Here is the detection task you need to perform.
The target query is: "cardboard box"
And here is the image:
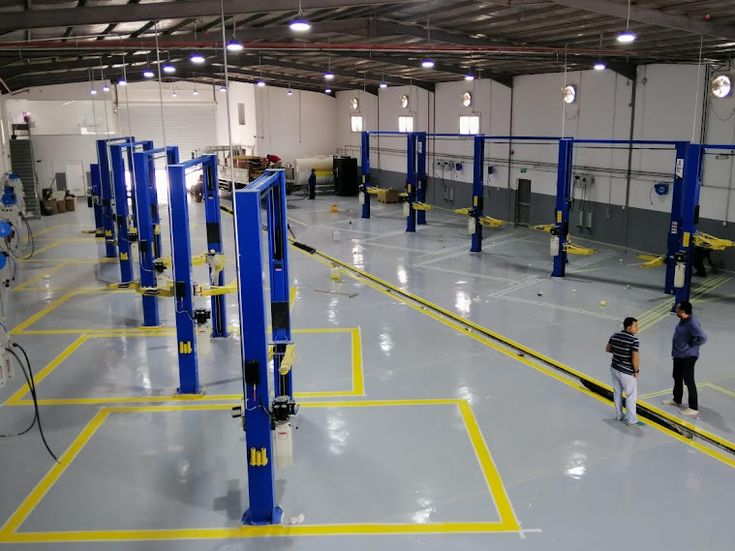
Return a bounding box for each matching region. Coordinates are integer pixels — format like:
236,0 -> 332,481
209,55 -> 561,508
377,188 -> 400,203
56,199 -> 67,213
42,199 -> 57,215
65,197 -> 76,212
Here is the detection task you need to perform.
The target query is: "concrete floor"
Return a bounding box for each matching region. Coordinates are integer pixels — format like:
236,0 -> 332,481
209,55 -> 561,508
0,194 -> 733,550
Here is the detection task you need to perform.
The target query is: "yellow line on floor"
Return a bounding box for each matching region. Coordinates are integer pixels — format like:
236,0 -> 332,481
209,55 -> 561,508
0,409 -> 110,537
0,522 -> 518,543
12,261 -> 72,292
31,224 -> 62,238
457,400 -> 520,531
294,244 -> 735,469
10,290 -> 79,335
3,336 -> 89,406
351,327 -> 365,396
706,383 -> 735,399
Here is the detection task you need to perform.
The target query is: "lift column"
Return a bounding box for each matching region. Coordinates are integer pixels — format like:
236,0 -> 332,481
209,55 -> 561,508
110,141 -> 153,283
405,132 -> 417,233
89,164 -> 104,237
665,141 -> 690,295
672,143 -> 704,306
470,134 -> 486,253
234,169 -> 296,525
552,138 -> 574,277
416,131 -> 428,226
96,139 -> 126,258
133,146 -> 179,326
201,155 -> 228,338
360,130 -> 371,219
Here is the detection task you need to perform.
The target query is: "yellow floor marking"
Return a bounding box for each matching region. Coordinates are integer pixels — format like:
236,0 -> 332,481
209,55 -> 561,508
458,400 -> 520,531
293,245 -> 735,470
7,327 -> 363,405
12,261 -> 72,292
0,400 -> 518,543
31,224 -> 62,238
0,409 -> 110,537
3,336 -> 89,406
706,383 -> 735,399
642,382 -> 735,401
10,290 -> 79,335
20,258 -> 118,264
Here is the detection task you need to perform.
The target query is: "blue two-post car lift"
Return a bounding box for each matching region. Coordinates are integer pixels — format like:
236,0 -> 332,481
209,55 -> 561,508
166,154 -> 228,394
132,145 -> 180,327
232,168 -> 297,525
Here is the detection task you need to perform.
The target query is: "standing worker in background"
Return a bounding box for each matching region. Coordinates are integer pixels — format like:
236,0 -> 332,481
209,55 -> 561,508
308,168 -> 317,200
662,301 -> 707,417
606,317 -> 643,427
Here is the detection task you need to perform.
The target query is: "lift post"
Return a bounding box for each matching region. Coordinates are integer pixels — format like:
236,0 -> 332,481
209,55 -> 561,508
416,132 -> 428,226
96,137 -> 133,258
405,132 -> 417,233
360,130 -> 371,219
88,164 -> 104,237
166,154 -> 228,394
110,140 -> 154,283
132,145 -> 180,326
664,142 -> 689,296
552,138 -> 574,277
470,134 -> 486,253
233,169 -> 296,525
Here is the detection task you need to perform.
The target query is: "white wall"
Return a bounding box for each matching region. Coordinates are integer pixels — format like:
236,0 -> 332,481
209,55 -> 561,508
215,81 -> 257,153
335,89 -> 378,157
254,86 -> 337,161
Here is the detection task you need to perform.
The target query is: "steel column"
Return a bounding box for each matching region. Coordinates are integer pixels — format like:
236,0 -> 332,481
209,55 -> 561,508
552,138 -> 574,277
405,132 -> 417,233
665,141 -> 689,294
470,135 -> 485,253
167,163 -> 200,394
96,139 -> 121,258
416,131 -> 427,225
201,154 -> 228,338
360,131 -> 371,219
89,164 -> 104,236
673,143 -> 704,307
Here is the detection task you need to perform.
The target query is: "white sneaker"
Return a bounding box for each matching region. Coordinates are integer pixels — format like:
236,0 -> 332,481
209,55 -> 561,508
661,399 -> 681,407
681,408 -> 699,417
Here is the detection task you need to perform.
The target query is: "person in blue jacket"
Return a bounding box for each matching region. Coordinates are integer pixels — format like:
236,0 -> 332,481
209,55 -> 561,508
308,169 -> 317,200
662,301 -> 707,416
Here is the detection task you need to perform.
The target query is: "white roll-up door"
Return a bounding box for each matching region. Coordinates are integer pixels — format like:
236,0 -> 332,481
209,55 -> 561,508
118,104 -> 217,160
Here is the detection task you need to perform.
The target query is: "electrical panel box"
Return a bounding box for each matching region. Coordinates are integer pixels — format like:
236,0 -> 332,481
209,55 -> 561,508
573,173 -> 595,187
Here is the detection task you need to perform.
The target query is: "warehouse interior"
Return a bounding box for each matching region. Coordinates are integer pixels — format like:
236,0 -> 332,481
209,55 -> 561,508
1,1 -> 735,550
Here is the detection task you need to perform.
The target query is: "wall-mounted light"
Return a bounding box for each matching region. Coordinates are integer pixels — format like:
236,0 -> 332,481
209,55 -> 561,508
562,84 -> 576,104
711,74 -> 732,98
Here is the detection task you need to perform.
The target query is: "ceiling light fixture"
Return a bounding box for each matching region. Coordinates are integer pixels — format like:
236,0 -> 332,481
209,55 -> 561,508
287,86 -> 294,96
617,0 -> 636,44
193,85 -> 200,96
143,67 -> 155,78
257,79 -> 266,87
594,33 -> 606,70
102,81 -> 110,93
464,73 -> 475,81
325,88 -> 332,94
421,59 -> 435,69
190,53 -> 206,64
289,0 -> 311,32
220,84 -> 227,93
163,62 -> 176,74
379,81 -> 388,89
89,86 -> 97,96
226,38 -> 244,52
117,78 -> 127,86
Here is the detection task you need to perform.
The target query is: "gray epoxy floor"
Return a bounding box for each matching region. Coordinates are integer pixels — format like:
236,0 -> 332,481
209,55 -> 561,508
0,196 -> 733,550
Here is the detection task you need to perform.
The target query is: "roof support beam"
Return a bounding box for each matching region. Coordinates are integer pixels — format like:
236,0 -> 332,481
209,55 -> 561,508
0,0 -> 419,32
548,0 -> 735,40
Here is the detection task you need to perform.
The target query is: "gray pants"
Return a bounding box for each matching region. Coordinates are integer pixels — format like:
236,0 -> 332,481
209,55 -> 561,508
611,367 -> 637,424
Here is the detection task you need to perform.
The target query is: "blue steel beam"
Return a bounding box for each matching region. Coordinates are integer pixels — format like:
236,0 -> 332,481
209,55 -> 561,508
665,142 -> 689,295
110,140 -> 153,283
96,138 -> 133,258
471,134 -> 485,253
552,138 -> 574,278
133,146 -> 180,327
405,132 -> 417,233
360,130 -> 371,219
89,164 -> 103,237
673,143 -> 704,307
234,169 -> 293,525
201,154 -> 228,338
416,132 -> 427,226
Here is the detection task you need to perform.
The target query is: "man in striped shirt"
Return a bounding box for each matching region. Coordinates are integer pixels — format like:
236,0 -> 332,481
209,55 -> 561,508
606,317 -> 642,426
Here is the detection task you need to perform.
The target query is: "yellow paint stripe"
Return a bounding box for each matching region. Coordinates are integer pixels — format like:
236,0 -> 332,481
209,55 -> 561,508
457,401 -> 520,530
10,290 -> 78,335
351,327 -> 365,396
29,239 -> 65,256
31,224 -> 62,238
15,328 -> 175,336
0,522 -> 517,543
295,245 -> 735,469
0,409 -> 110,536
12,261 -> 72,292
3,335 -> 89,406
706,383 -> 735,399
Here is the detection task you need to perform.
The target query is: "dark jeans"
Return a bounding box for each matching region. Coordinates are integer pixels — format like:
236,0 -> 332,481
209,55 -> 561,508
673,357 -> 698,410
308,184 -> 316,199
